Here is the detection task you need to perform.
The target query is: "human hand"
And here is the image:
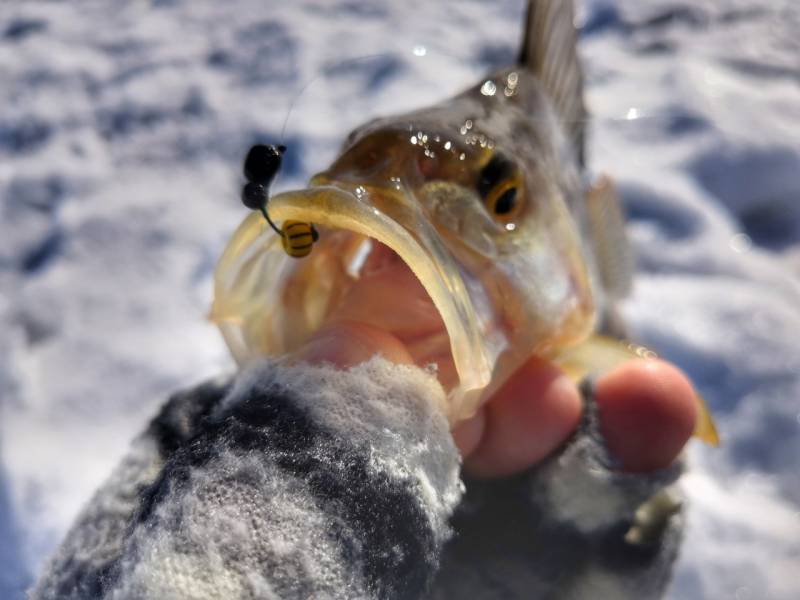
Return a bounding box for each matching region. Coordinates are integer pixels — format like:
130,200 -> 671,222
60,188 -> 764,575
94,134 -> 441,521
292,248 -> 697,478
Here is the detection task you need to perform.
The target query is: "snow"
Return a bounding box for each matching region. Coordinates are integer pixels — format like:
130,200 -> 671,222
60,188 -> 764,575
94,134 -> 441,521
1,0 -> 798,597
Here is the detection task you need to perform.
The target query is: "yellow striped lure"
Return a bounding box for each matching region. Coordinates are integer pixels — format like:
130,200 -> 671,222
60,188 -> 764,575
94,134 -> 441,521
240,144 -> 319,258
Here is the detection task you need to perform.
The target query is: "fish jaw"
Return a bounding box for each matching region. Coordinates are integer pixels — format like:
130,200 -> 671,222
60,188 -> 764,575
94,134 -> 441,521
212,141 -> 598,422
211,185 -> 496,420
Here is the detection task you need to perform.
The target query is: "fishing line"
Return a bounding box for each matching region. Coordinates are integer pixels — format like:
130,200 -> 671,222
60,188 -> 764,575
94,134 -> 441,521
272,43 -> 517,183
243,51 -> 407,258
272,50 -> 408,200
276,44 -> 660,162
278,51 -> 396,145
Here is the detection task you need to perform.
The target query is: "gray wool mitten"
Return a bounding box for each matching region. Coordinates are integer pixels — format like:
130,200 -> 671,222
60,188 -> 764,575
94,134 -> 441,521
32,358 -> 462,600
32,363 -> 684,600
429,379 -> 685,600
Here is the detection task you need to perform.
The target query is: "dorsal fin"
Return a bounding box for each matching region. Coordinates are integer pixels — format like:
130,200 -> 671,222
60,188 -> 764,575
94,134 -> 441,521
518,0 -> 586,165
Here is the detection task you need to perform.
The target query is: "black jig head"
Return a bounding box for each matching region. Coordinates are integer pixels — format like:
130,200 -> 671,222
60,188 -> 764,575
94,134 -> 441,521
240,144 -> 318,258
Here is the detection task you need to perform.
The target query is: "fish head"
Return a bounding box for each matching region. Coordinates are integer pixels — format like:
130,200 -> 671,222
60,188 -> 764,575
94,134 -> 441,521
212,68 -> 596,421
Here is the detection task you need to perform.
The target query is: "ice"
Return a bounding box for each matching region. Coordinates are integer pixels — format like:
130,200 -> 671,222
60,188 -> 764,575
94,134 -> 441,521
1,0 -> 798,597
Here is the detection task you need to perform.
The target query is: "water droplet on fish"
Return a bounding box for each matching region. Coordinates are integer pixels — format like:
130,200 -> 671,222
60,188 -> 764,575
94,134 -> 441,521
730,233 -> 752,254
480,80 -> 497,96
410,135 -> 417,144
626,107 -> 640,120
444,141 -> 452,150
412,45 -> 427,57
505,223 -> 516,231
459,153 -> 466,161
465,119 -> 473,130
627,343 -> 658,360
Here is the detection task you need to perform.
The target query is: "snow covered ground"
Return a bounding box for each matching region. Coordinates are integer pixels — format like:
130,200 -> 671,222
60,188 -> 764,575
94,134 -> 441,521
1,0 -> 798,597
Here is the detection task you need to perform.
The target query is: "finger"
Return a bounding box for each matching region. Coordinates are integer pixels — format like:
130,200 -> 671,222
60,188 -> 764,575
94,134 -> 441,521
463,357 -> 582,479
594,359 -> 698,473
451,406 -> 486,458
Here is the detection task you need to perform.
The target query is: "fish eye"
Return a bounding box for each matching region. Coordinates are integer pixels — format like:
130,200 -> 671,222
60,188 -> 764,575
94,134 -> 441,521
489,183 -> 518,215
477,153 -> 523,222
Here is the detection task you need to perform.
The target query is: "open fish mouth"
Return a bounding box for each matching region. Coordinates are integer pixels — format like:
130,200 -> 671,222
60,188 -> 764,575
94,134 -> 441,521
211,185 -> 497,421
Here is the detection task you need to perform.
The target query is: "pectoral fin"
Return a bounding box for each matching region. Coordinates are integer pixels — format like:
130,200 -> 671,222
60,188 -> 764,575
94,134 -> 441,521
554,335 -> 720,446
586,175 -> 634,300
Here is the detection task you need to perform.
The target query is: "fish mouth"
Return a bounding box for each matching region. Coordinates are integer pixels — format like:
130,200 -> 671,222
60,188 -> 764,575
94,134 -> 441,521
211,185 -> 494,421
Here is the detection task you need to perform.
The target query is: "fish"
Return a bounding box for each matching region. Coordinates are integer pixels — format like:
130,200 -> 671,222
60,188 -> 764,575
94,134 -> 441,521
210,0 -> 718,445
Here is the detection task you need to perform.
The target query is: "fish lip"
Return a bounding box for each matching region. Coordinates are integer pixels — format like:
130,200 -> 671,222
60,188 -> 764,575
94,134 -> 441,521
212,184 -> 493,421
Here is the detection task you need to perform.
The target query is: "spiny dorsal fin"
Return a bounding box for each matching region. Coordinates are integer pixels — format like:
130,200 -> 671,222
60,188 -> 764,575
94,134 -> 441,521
519,0 -> 586,165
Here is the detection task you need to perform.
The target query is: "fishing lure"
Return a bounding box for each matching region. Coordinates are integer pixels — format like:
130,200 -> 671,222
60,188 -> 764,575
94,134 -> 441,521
240,144 -> 319,258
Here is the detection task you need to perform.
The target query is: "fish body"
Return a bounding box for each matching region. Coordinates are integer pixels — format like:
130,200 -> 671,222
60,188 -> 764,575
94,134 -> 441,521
211,0 -> 718,443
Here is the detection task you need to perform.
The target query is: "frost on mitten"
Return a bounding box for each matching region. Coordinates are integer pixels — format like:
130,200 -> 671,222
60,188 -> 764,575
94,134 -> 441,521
33,358 -> 462,600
